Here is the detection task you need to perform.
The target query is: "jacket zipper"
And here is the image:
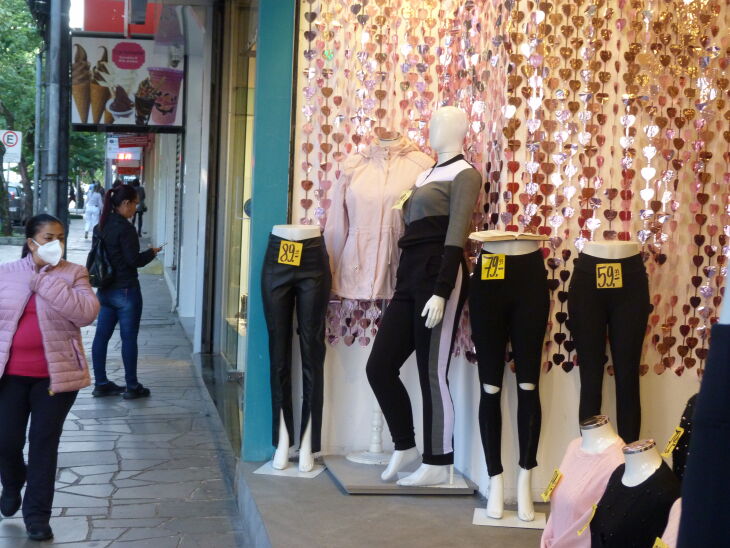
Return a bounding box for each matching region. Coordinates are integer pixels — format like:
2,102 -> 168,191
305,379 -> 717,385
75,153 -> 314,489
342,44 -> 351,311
33,293 -> 56,396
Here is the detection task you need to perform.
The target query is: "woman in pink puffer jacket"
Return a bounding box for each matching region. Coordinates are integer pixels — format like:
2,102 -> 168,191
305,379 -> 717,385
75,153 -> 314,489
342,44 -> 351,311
0,214 -> 99,542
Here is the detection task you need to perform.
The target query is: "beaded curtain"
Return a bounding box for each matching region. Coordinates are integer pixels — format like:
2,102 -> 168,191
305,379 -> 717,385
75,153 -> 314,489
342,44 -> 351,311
292,0 -> 730,376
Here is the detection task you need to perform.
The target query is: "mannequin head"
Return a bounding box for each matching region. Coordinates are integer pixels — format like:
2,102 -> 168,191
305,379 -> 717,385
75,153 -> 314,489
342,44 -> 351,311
429,106 -> 468,155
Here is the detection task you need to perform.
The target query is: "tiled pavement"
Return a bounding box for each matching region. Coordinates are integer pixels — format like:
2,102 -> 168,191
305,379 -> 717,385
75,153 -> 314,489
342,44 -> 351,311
0,220 -> 245,547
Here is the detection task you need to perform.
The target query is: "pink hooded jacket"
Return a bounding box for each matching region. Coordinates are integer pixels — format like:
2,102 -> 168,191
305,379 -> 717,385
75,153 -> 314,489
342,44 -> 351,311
0,255 -> 99,393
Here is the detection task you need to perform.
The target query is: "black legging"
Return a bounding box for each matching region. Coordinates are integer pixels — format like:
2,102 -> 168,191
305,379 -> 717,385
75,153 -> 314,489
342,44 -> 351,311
568,253 -> 650,443
261,234 -> 331,452
366,242 -> 468,466
469,249 -> 549,476
0,376 -> 77,527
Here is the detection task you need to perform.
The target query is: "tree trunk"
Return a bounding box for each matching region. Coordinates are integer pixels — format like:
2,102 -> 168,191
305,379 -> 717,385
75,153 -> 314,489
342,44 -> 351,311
18,158 -> 33,222
0,142 -> 11,236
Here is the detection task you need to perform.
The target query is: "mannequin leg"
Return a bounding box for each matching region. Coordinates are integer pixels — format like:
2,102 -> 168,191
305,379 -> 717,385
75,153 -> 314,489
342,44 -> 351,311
486,473 -> 504,519
381,447 -> 420,482
607,281 -> 649,443
517,467 -> 534,521
568,275 -> 609,422
272,411 -> 289,470
396,463 -> 452,486
298,417 -> 314,473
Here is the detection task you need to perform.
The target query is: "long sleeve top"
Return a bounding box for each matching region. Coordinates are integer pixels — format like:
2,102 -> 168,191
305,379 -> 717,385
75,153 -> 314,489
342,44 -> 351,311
400,155 -> 482,297
323,138 -> 433,300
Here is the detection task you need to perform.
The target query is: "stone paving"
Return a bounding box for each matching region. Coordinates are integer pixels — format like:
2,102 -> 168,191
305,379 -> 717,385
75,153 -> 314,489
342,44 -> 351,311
0,220 -> 245,547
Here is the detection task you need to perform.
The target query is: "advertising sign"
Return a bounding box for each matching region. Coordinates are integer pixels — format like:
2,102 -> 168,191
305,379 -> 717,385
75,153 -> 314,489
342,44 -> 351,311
0,130 -> 22,163
71,33 -> 185,132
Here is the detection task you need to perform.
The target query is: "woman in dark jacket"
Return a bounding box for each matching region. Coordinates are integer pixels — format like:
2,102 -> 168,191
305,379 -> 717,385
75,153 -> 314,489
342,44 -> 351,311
90,185 -> 160,399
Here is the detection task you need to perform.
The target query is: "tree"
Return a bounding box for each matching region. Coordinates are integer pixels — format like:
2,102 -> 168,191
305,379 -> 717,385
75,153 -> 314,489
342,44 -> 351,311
0,0 -> 41,233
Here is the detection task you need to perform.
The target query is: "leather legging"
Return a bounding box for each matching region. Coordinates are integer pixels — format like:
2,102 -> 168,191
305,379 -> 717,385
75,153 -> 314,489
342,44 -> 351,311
261,234 -> 331,452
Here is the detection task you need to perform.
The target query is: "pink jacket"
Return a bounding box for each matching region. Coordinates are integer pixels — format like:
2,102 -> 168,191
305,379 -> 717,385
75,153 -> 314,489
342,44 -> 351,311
324,137 -> 433,300
0,255 -> 99,393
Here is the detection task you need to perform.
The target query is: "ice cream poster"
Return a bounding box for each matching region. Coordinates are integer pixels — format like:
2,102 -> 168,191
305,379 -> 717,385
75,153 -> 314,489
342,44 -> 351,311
71,35 -> 185,130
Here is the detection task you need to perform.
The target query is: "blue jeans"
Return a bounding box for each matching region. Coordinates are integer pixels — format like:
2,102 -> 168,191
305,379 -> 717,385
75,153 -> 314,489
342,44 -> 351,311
91,286 -> 143,388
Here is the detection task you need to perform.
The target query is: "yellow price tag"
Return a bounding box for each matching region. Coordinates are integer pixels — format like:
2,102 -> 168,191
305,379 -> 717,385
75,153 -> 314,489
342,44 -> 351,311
577,504 -> 598,536
653,537 -> 670,548
596,263 -> 623,289
278,240 -> 303,266
661,426 -> 685,458
392,189 -> 413,210
481,254 -> 506,280
540,469 -> 563,503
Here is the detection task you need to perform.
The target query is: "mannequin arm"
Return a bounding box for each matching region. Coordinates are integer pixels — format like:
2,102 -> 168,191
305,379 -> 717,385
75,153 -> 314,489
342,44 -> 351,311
421,295 -> 445,328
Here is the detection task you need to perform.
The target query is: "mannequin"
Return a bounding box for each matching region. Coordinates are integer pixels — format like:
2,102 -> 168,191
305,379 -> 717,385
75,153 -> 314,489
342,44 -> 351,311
591,439 -> 680,547
262,223 -> 331,472
540,416 -> 624,548
580,415 -> 620,454
569,239 -> 650,442
469,232 -> 549,520
365,107 -> 481,487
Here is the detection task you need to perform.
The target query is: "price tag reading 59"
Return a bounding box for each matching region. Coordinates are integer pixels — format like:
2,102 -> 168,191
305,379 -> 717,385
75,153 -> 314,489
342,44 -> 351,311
278,240 -> 303,267
595,263 -> 623,289
481,254 -> 506,280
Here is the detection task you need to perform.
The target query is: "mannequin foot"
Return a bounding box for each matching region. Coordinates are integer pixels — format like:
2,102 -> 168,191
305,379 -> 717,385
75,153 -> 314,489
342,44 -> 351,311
517,467 -> 535,522
381,447 -> 420,482
486,474 -> 504,519
298,450 -> 314,473
396,463 -> 451,487
272,413 -> 290,470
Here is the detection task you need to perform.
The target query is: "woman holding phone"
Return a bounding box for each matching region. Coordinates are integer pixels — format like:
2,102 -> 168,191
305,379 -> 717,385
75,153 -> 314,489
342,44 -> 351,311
89,184 -> 161,399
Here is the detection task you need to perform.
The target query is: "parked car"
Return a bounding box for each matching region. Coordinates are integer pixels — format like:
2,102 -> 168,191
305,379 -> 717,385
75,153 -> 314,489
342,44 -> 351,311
8,183 -> 25,226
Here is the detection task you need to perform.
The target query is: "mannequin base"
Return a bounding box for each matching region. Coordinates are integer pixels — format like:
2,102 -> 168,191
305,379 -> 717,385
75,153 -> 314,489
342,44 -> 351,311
254,461 -> 325,479
322,455 -> 476,495
346,450 -> 391,466
472,509 -> 547,530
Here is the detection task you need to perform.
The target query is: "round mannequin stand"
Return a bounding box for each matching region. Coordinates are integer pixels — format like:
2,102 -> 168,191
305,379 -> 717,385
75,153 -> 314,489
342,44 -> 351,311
270,223 -> 322,473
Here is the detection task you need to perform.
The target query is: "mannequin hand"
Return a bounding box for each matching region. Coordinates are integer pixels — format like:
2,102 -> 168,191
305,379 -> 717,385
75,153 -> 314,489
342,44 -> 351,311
421,295 -> 445,329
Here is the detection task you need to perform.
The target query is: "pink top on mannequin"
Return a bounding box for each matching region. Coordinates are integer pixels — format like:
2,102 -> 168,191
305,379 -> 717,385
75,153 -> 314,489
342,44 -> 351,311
323,136 -> 433,300
541,437 -> 625,548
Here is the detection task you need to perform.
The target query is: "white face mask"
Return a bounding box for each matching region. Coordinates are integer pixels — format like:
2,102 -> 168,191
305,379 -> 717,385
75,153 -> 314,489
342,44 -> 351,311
32,239 -> 64,266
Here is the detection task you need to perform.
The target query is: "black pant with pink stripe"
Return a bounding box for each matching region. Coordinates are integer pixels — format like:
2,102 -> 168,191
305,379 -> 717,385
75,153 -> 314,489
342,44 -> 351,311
366,243 -> 468,466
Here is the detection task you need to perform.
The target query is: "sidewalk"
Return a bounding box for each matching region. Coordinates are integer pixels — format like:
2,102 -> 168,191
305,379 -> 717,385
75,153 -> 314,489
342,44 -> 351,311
0,220 -> 245,547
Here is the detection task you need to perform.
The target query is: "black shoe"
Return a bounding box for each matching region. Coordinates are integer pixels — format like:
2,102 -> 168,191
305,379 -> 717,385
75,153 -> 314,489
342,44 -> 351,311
92,381 -> 125,397
26,523 -> 53,541
0,489 -> 21,517
123,383 -> 151,400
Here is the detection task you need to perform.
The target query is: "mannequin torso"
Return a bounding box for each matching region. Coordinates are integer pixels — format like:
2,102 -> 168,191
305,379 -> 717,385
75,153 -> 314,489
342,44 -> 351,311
621,440 -> 662,487
582,241 -> 639,259
580,416 -> 620,454
272,224 -> 320,241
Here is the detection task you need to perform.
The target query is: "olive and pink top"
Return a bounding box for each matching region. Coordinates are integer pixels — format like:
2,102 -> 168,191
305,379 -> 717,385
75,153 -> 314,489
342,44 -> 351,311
541,437 -> 625,548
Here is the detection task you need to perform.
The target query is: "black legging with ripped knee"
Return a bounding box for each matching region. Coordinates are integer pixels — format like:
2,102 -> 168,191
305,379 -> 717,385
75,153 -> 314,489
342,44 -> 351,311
469,250 -> 549,476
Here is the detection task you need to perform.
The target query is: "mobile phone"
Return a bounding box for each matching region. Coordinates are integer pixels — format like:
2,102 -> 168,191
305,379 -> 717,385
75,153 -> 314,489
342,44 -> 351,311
158,242 -> 168,248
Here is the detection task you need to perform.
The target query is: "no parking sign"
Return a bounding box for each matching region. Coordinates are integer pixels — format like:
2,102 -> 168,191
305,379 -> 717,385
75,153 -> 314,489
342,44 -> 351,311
0,130 -> 22,163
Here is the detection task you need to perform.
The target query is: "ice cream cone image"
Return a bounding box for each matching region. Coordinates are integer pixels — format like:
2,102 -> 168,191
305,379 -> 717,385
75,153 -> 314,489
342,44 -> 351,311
104,110 -> 114,124
90,47 -> 111,124
134,78 -> 158,125
71,44 -> 91,123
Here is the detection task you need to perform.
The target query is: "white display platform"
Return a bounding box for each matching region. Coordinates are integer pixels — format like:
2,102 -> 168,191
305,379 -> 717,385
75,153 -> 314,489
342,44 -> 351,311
472,508 -> 547,529
324,455 -> 477,495
254,461 -> 326,479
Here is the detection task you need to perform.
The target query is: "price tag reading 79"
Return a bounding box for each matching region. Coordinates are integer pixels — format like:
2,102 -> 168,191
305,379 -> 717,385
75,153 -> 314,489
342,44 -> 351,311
481,254 -> 506,280
595,263 -> 623,289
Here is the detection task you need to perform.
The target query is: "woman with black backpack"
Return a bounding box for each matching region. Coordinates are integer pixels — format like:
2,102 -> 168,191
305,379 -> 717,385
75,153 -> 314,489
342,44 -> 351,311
88,185 -> 161,399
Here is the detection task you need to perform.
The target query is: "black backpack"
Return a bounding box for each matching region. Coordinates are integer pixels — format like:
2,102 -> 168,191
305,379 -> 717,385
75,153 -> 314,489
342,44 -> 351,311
86,227 -> 114,288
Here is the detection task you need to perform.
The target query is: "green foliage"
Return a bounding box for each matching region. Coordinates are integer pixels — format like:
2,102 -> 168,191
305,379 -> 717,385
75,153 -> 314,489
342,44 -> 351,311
70,131 -> 106,183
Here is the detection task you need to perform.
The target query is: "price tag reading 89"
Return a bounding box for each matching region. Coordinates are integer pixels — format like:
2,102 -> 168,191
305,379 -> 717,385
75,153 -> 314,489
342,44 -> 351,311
278,240 -> 303,266
595,263 -> 623,289
481,254 -> 506,280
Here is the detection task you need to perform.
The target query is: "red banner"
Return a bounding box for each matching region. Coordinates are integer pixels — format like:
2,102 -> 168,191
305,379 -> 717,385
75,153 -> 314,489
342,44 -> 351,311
118,135 -> 151,148
83,0 -> 162,35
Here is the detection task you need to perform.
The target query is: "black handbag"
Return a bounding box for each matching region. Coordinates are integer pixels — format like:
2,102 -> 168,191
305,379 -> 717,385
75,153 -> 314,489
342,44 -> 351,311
86,228 -> 114,288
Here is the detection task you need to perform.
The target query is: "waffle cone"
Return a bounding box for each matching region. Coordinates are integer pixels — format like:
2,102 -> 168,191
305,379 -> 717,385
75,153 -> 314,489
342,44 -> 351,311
90,83 -> 110,124
104,110 -> 114,124
72,83 -> 90,123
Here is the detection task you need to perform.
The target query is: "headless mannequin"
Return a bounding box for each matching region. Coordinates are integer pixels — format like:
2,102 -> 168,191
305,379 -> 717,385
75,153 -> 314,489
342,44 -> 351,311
381,107 -> 469,487
270,223 -> 321,473
582,241 -> 639,259
622,439 -> 662,487
471,237 -> 541,521
580,415 -> 620,454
